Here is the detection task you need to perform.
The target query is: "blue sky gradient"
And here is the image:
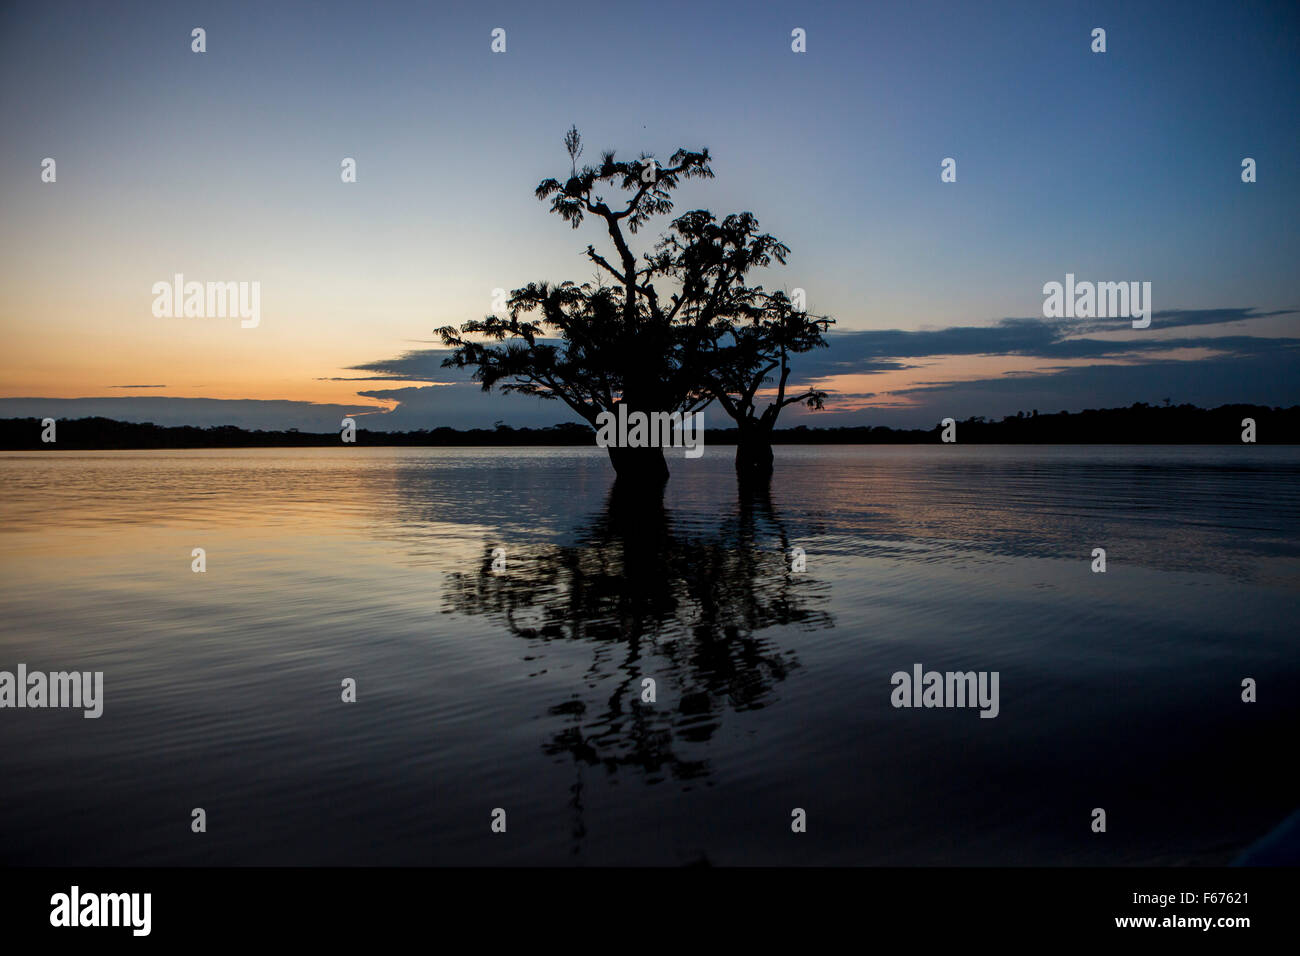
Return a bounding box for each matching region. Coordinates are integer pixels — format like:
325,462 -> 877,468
1,0 -> 1297,428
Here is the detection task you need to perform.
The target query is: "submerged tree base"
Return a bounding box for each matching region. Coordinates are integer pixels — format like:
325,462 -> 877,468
735,439 -> 775,480
607,445 -> 670,488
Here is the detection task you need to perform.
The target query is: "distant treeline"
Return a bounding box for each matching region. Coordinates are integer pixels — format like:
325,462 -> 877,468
1,403 -> 1296,449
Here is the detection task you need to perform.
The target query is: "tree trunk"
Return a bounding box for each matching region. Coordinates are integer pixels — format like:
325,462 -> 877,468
603,391 -> 671,488
735,424 -> 774,479
607,444 -> 670,487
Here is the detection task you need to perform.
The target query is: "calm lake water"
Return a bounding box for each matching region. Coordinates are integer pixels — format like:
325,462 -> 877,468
1,445 -> 1297,865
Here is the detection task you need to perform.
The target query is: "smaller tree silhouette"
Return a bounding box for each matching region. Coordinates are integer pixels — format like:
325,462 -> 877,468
704,290 -> 833,476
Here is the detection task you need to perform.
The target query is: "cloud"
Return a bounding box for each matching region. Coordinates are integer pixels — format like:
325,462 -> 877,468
11,309 -> 1295,432
342,306 -> 1300,428
0,397 -> 380,431
877,349 -> 1300,424
353,383 -> 576,430
345,350 -> 467,382
798,307 -> 1297,379
1096,307 -> 1294,331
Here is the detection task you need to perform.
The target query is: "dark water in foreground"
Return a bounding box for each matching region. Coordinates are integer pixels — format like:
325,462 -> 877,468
1,445 -> 1297,866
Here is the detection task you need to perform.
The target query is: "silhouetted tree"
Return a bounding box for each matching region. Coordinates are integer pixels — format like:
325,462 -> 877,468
439,128 -> 832,487
696,289 -> 832,476
440,129 -> 716,485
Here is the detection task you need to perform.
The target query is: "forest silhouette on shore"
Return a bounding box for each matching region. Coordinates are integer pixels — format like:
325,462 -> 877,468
4,403 -> 1296,450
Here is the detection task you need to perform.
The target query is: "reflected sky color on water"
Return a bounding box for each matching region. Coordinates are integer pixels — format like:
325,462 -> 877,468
1,446 -> 1297,864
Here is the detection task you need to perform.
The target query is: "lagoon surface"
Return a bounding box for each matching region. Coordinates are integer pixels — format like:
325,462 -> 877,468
1,445 -> 1297,865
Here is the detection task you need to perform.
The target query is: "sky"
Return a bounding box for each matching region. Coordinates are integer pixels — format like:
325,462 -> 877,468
1,0 -> 1297,430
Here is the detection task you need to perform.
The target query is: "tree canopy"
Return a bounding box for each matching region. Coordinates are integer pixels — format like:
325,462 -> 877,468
438,126 -> 833,483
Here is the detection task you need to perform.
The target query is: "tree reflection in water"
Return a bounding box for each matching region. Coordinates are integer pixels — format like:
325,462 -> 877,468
441,480 -> 834,855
